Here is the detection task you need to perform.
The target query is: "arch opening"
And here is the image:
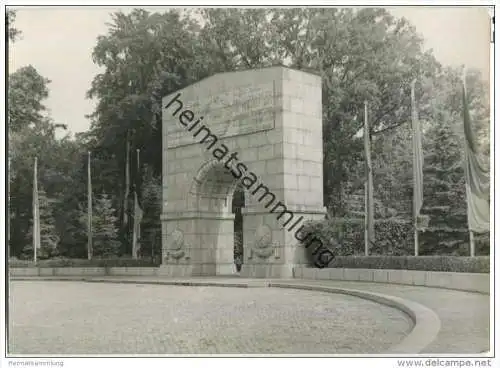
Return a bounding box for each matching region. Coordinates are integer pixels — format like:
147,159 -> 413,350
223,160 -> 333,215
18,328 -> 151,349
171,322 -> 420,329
192,160 -> 247,274
232,186 -> 245,272
191,160 -> 249,213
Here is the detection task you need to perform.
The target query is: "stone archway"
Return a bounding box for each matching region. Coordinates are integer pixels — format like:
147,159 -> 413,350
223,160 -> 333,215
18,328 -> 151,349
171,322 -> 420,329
160,66 -> 326,278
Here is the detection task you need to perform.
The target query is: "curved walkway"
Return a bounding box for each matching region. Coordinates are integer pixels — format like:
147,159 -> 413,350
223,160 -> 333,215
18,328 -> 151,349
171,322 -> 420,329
10,276 -> 490,354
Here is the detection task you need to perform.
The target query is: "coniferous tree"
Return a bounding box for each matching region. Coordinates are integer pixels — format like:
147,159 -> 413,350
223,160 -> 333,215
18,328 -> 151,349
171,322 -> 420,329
140,168 -> 161,258
90,193 -> 121,257
420,112 -> 468,255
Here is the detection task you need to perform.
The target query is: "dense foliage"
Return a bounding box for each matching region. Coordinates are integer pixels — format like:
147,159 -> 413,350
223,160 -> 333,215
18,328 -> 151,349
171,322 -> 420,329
7,9 -> 21,42
301,218 -> 414,265
8,8 -> 490,262
8,64 -> 83,258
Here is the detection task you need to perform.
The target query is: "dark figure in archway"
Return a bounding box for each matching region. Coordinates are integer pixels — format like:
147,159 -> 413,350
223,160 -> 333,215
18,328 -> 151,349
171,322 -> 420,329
232,187 -> 245,272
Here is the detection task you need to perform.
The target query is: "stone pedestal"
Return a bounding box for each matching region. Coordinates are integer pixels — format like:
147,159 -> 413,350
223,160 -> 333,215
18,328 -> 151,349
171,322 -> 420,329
160,212 -> 237,277
239,206 -> 327,278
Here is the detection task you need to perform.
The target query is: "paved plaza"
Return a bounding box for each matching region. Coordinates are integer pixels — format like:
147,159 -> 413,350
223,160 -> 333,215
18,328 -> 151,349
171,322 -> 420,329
9,280 -> 413,354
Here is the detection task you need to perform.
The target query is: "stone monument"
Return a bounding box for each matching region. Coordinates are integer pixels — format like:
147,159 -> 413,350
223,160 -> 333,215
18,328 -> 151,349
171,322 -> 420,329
160,66 -> 326,278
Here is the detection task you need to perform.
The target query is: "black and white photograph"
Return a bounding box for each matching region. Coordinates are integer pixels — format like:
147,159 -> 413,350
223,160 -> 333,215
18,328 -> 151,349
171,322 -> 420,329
3,2 -> 495,366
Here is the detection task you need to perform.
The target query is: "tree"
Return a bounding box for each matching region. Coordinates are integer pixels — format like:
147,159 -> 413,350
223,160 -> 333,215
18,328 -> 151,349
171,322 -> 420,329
8,66 -> 51,134
8,63 -> 75,257
416,68 -> 468,255
7,9 -> 21,42
86,9 -> 493,258
51,137 -> 89,258
86,9 -> 207,250
138,167 -> 162,258
22,187 -> 60,260
88,193 -> 121,257
88,8 -> 441,223
9,120 -> 70,257
420,113 -> 468,255
196,8 -> 442,216
372,122 -> 414,219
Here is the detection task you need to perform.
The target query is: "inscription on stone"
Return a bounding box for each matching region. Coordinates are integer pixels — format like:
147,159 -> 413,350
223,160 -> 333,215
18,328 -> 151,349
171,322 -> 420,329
165,81 -> 277,148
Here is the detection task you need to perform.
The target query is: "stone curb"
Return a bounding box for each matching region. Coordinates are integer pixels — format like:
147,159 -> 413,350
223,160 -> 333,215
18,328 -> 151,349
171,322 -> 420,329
11,276 -> 440,354
10,277 -> 269,288
269,282 -> 441,354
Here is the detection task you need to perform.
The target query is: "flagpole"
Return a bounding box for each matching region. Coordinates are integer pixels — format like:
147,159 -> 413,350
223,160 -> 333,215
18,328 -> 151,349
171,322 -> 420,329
470,231 -> 475,257
462,67 -> 472,257
123,131 -> 131,230
137,148 -> 140,246
364,101 -> 374,255
87,151 -> 92,260
364,181 -> 368,256
33,156 -> 39,263
8,156 -> 11,259
132,148 -> 141,259
462,67 -> 477,258
411,79 -> 419,256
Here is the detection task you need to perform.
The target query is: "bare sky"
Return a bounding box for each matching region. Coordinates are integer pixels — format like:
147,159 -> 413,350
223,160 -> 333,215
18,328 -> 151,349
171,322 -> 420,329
8,6 -> 492,136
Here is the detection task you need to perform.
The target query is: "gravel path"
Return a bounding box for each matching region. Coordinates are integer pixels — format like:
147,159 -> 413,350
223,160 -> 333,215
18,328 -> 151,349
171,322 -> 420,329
8,280 -> 412,355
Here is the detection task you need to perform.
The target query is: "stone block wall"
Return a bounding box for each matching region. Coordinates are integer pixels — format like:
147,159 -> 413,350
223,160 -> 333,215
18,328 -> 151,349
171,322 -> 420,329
293,267 -> 490,294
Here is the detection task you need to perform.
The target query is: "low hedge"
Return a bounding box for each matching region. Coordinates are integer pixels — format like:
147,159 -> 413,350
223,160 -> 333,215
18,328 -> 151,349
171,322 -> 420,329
325,256 -> 490,273
8,257 -> 162,268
